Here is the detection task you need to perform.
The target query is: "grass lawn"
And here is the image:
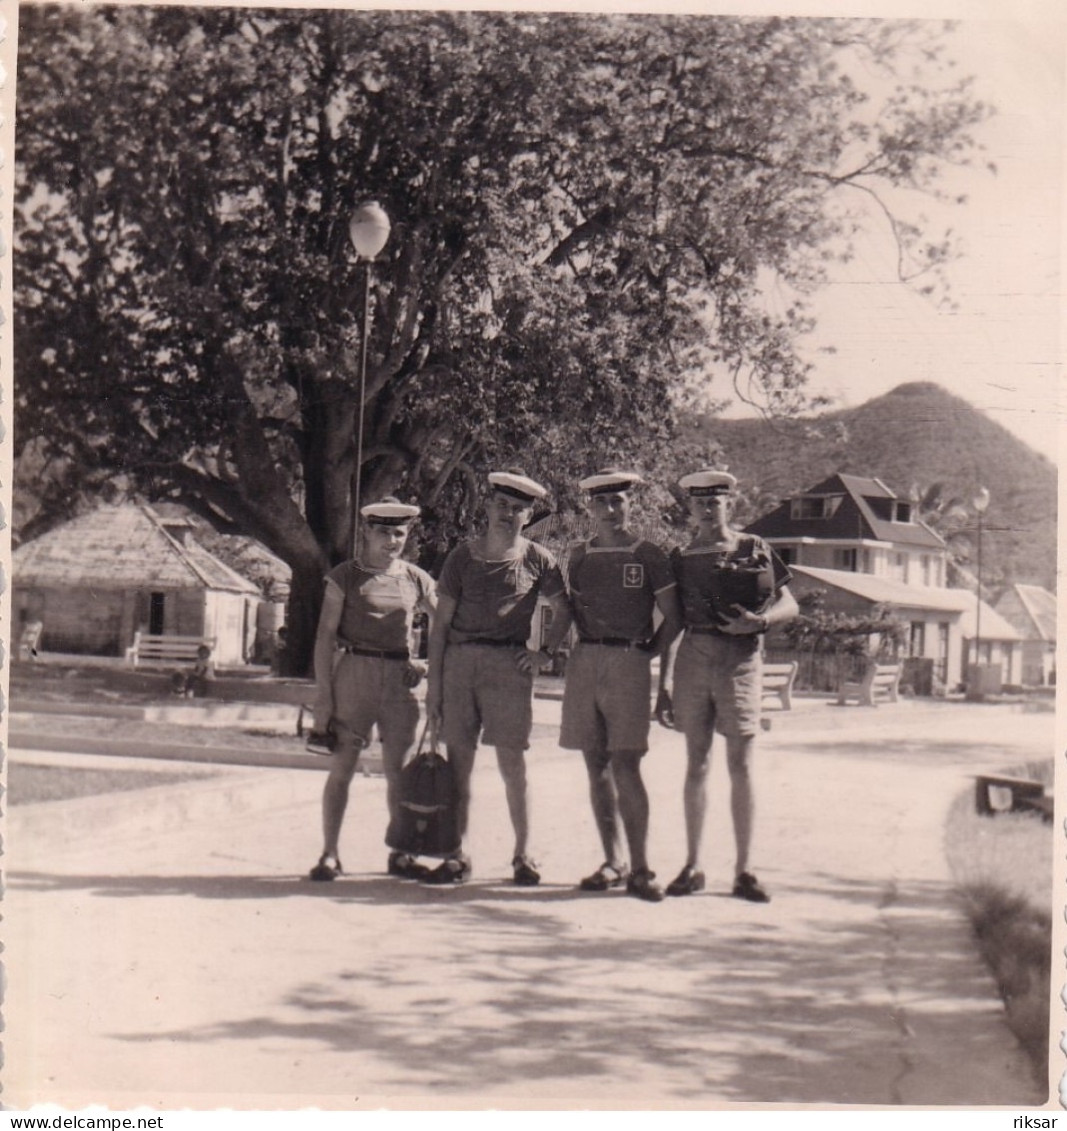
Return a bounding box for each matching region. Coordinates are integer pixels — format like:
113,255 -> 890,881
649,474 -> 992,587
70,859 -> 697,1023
944,759 -> 1053,1085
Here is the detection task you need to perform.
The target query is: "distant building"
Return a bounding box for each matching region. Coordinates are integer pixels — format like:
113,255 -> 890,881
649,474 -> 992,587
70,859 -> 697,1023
13,504 -> 264,665
994,583 -> 1056,686
745,473 -> 1021,689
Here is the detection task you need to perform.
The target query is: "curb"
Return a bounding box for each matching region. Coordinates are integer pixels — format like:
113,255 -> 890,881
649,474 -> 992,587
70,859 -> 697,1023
9,730 -> 385,777
13,699 -> 303,727
7,761 -> 321,853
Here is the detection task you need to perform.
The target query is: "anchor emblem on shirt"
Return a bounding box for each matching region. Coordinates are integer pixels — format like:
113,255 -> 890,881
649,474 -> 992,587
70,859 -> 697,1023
623,564 -> 644,588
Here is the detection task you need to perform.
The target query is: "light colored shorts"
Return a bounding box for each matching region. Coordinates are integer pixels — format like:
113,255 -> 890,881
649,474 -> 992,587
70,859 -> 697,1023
331,652 -> 420,759
672,632 -> 762,739
441,643 -> 534,751
560,642 -> 652,753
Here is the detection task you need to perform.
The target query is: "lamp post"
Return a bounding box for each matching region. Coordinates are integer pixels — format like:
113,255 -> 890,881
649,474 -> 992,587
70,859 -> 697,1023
347,200 -> 391,556
972,485 -> 990,669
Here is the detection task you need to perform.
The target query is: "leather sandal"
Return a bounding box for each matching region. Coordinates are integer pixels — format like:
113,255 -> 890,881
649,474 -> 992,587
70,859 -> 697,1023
423,854 -> 472,885
512,855 -> 541,886
732,871 -> 770,903
579,862 -> 628,892
666,864 -> 706,897
308,855 -> 342,882
388,852 -> 431,881
626,868 -> 665,902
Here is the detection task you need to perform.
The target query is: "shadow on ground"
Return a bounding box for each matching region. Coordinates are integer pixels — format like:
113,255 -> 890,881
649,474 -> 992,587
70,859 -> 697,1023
13,866 -> 1027,1105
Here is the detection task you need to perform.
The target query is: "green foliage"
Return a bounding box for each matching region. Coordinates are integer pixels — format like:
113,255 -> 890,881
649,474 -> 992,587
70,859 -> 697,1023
782,589 -> 909,656
14,9 -> 989,666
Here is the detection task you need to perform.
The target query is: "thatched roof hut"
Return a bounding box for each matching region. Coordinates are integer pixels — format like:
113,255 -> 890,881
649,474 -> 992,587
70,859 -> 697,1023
13,504 -> 263,663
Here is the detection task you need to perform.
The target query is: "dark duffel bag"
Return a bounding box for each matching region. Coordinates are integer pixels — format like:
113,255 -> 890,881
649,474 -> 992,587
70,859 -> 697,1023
385,728 -> 460,859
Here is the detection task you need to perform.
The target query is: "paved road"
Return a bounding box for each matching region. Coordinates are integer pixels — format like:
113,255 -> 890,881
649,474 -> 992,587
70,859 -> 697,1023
4,696 -> 1054,1109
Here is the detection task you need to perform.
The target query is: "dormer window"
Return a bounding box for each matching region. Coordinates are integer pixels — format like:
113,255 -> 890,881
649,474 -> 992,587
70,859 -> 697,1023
893,501 -> 913,523
790,495 -> 842,520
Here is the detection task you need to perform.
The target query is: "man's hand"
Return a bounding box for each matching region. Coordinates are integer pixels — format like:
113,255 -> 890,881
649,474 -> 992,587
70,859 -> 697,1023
516,647 -> 550,675
654,688 -> 675,729
425,684 -> 443,732
403,659 -> 428,688
717,604 -> 765,635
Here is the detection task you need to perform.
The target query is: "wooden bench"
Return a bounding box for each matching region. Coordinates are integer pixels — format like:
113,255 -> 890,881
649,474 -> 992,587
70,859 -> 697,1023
974,774 -> 1052,822
837,661 -> 902,707
17,621 -> 43,661
761,661 -> 798,710
125,632 -> 214,667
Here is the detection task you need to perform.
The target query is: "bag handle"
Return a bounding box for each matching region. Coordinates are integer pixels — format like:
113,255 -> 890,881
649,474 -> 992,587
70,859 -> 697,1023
414,718 -> 440,757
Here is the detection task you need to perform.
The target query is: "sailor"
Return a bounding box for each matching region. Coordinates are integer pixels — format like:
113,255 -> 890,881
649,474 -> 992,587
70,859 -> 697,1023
556,469 -> 683,902
306,498 -> 436,883
657,469 -> 797,902
425,470 -> 569,885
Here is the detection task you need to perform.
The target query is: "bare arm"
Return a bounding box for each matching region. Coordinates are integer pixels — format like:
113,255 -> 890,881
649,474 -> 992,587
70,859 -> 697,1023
312,580 -> 344,730
426,592 -> 456,730
650,585 -> 684,691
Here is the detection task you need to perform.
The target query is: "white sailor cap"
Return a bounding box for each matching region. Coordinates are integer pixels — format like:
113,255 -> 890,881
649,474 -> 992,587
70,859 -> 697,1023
488,471 -> 548,503
578,470 -> 643,495
678,469 -> 737,496
360,500 -> 420,525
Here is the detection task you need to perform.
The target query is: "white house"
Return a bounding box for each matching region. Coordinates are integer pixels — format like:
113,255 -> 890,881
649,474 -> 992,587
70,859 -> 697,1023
745,473 -> 1022,689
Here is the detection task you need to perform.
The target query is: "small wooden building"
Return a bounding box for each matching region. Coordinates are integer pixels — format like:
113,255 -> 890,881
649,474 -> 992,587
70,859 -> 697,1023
13,504 -> 263,666
994,583 -> 1057,686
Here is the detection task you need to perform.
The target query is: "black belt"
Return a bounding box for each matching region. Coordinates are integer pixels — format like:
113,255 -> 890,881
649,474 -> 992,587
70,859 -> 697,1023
455,639 -> 527,649
579,636 -> 653,651
341,645 -> 410,660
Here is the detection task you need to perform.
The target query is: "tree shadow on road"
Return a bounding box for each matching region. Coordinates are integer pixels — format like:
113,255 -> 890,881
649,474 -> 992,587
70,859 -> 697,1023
43,870 -> 1040,1107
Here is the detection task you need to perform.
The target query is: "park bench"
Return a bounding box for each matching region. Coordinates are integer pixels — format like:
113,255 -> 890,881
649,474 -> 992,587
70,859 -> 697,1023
761,661 -> 798,710
17,621 -> 43,661
973,773 -> 1053,822
836,661 -> 902,707
125,632 -> 214,668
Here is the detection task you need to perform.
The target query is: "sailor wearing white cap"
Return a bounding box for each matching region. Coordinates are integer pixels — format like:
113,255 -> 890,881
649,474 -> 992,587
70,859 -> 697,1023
425,468 -> 568,886
657,469 -> 797,903
553,469 -> 683,902
307,497 -> 437,883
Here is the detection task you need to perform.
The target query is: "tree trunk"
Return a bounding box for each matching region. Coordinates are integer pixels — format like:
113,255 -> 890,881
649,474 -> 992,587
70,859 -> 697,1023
282,558 -> 327,678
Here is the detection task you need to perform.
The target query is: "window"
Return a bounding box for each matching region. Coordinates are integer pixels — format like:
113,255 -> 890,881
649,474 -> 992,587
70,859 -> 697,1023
893,501 -> 913,523
832,548 -> 858,571
909,622 -> 926,657
790,495 -> 842,520
936,623 -> 949,684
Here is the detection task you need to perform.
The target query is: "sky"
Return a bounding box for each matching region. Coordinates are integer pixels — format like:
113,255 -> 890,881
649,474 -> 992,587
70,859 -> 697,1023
719,12 -> 1064,463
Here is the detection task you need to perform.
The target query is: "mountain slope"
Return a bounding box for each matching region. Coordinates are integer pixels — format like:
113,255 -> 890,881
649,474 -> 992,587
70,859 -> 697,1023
686,382 -> 1057,591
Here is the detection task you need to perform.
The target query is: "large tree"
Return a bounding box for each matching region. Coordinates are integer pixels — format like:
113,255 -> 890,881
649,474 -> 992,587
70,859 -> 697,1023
14,7 -> 987,669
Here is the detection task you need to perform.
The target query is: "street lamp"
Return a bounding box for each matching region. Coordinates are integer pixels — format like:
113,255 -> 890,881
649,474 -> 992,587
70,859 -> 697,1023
347,200 -> 391,556
972,485 -> 990,669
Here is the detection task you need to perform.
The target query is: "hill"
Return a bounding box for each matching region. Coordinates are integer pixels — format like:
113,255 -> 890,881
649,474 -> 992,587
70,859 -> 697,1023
686,382 -> 1057,592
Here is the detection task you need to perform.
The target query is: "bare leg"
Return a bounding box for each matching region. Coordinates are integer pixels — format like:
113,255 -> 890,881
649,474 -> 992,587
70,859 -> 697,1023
681,725 -> 715,869
494,745 -> 529,858
320,725 -> 364,860
445,742 -> 477,847
610,749 -> 652,874
581,747 -> 623,867
726,733 -> 757,877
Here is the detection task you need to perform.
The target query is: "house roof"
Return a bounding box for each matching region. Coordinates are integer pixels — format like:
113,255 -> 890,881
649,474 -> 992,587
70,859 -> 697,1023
791,565 -> 1023,641
996,583 -> 1057,642
746,472 -> 945,550
13,505 -> 262,595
